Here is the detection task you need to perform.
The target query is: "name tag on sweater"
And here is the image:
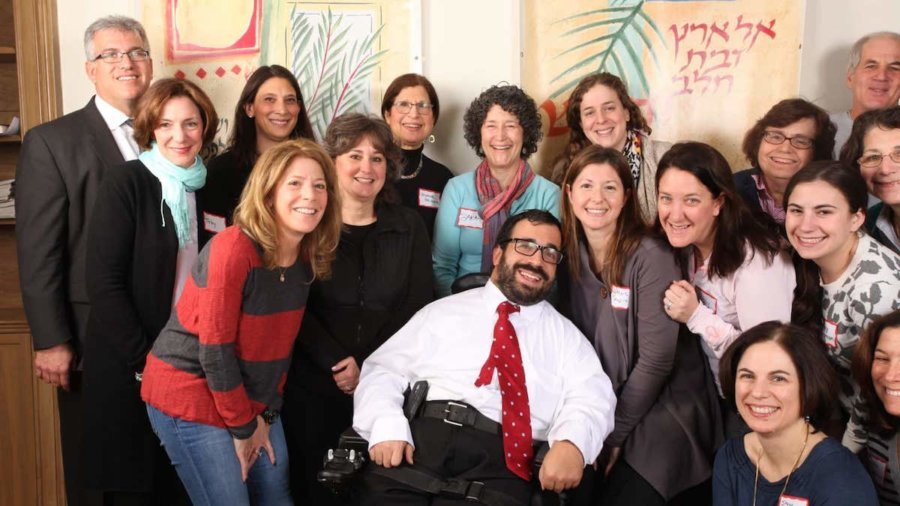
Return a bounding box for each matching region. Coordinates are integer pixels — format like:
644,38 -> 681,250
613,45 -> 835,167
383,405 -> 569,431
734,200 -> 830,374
457,208 -> 483,229
822,319 -> 838,348
611,285 -> 630,310
203,212 -> 226,233
418,189 -> 441,209
779,495 -> 808,506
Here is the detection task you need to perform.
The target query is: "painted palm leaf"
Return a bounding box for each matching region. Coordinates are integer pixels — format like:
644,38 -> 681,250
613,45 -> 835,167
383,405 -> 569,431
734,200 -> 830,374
290,6 -> 387,138
549,0 -> 666,100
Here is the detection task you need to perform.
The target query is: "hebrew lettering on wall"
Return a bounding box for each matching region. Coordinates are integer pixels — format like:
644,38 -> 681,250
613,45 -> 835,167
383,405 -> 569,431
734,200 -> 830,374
524,0 -> 805,173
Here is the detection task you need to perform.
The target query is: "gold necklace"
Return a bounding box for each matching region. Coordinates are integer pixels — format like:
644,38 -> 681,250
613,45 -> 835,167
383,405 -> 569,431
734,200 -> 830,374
752,425 -> 810,506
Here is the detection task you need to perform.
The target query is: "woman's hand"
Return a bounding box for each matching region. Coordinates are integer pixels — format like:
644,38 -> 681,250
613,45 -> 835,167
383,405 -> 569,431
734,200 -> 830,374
663,280 -> 700,323
332,356 -> 360,395
232,416 -> 274,482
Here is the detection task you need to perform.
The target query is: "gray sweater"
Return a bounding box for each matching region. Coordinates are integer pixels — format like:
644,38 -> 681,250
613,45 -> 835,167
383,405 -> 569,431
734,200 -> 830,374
562,236 -> 721,499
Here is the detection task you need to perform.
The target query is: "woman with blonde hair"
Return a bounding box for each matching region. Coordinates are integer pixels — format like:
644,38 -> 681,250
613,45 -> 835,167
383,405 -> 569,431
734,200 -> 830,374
141,139 -> 341,505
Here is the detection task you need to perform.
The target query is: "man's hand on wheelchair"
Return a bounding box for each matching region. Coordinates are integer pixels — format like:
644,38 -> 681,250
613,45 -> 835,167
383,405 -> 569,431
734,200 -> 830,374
369,440 -> 415,468
538,440 -> 584,493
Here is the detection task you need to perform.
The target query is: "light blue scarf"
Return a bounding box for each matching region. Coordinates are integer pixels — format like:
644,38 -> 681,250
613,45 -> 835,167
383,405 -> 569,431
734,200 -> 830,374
138,142 -> 206,247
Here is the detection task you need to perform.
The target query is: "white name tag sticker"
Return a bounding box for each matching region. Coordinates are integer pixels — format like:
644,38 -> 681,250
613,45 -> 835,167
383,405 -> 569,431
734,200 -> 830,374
203,212 -> 227,233
456,208 -> 483,229
779,495 -> 809,506
610,285 -> 630,310
823,319 -> 839,349
697,287 -> 718,314
418,189 -> 441,209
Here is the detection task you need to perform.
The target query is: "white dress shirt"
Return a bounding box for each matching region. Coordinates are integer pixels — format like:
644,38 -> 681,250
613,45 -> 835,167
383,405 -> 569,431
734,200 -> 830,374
94,95 -> 140,161
353,280 -> 616,465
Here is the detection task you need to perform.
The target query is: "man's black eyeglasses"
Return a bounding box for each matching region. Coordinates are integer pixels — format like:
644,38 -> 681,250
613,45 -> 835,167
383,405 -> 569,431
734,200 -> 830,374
500,238 -> 564,265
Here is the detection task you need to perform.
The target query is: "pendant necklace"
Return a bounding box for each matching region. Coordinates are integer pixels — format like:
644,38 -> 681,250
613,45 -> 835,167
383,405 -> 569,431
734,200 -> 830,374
751,425 -> 809,506
401,152 -> 424,180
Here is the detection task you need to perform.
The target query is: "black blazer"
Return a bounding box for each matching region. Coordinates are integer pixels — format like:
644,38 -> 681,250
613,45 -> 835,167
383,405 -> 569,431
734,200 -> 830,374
82,159 -> 209,492
15,98 -> 125,356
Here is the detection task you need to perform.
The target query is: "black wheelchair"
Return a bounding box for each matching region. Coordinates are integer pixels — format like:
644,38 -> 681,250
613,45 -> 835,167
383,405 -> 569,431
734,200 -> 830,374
317,381 -> 573,506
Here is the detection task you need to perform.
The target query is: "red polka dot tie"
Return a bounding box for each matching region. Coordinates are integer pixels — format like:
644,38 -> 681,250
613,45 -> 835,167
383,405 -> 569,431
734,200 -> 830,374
475,301 -> 533,480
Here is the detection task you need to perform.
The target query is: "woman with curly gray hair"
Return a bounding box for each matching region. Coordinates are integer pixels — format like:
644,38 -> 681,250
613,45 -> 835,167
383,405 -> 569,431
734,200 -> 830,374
432,84 -> 560,297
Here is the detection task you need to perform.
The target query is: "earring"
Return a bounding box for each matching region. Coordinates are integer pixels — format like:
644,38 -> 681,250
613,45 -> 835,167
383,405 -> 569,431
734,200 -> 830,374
804,415 -> 810,425
428,134 -> 435,144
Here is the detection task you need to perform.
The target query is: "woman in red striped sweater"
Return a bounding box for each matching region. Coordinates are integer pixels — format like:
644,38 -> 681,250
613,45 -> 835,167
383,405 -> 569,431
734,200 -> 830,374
141,139 -> 341,505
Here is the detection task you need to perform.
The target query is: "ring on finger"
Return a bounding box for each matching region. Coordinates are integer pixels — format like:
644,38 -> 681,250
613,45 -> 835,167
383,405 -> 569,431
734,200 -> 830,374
664,301 -> 672,311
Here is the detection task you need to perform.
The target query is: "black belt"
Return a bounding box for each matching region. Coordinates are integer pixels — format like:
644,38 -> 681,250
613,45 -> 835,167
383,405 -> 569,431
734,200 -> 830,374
370,466 -> 521,506
420,401 -> 501,435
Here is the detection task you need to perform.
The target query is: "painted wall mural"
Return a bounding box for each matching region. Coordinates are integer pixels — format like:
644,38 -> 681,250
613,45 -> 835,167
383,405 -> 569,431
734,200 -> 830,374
524,0 -> 806,172
142,0 -> 419,152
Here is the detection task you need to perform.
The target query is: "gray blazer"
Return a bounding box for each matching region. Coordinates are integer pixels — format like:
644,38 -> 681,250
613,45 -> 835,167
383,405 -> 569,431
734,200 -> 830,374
562,236 -> 722,499
15,97 -> 125,358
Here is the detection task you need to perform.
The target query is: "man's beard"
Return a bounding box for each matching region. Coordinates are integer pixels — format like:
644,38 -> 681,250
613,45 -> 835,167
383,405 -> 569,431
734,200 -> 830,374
495,255 -> 551,306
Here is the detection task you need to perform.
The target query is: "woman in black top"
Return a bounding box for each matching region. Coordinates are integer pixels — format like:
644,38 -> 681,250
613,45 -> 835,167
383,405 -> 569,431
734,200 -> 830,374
381,73 -> 453,238
201,65 -> 315,229
281,114 -> 433,505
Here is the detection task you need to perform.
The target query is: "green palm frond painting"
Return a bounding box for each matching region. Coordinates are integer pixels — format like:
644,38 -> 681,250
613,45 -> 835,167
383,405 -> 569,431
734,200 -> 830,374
549,0 -> 666,101
290,6 -> 387,139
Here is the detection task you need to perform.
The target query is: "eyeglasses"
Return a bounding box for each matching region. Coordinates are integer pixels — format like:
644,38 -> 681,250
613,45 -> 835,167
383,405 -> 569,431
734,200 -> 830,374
501,238 -> 564,265
858,149 -> 900,168
762,131 -> 814,150
393,100 -> 434,115
92,49 -> 151,63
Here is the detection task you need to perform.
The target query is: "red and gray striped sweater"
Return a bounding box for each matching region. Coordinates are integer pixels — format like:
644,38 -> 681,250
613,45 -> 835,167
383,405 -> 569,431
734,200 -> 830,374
141,225 -> 310,439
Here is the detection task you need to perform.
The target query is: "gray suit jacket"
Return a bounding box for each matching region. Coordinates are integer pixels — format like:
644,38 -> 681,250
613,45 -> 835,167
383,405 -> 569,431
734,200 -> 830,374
15,97 -> 125,357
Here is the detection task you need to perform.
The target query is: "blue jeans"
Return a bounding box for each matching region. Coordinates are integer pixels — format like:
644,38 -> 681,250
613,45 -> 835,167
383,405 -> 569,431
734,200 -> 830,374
146,404 -> 293,506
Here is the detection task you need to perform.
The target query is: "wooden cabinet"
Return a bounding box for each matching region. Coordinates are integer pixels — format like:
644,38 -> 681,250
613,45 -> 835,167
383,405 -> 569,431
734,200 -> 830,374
0,0 -> 65,504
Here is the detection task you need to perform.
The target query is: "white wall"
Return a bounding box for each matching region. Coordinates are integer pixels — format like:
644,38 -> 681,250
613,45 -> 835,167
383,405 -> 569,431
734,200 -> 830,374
799,0 -> 900,113
56,1 -> 896,172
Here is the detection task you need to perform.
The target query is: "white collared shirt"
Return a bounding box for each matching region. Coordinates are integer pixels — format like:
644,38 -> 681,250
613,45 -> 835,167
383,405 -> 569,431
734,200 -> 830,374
94,95 -> 140,161
353,280 -> 616,465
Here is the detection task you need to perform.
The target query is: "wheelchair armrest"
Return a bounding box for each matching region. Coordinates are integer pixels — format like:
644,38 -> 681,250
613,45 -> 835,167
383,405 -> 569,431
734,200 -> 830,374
317,428 -> 370,489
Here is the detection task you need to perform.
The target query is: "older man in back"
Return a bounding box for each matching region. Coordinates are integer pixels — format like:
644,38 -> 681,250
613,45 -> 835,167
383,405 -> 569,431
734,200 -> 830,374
831,31 -> 900,152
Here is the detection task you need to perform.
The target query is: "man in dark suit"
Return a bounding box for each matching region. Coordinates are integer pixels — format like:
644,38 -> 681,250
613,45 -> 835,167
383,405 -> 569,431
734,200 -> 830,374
15,15 -> 152,506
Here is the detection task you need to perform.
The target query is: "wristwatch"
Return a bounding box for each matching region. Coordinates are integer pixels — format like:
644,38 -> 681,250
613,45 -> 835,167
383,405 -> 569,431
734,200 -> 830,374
261,408 -> 279,425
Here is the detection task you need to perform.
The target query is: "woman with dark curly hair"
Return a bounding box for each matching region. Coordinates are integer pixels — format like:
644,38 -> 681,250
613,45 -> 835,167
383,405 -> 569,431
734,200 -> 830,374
852,310 -> 900,504
281,113 -> 433,504
840,106 -> 900,253
381,73 -> 454,238
433,84 -> 560,297
733,98 -> 836,224
202,65 -> 315,230
550,72 -> 672,222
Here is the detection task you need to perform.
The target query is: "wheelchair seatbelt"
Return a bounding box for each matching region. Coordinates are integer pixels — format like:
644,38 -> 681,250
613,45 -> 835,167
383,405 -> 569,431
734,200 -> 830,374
369,465 -> 523,506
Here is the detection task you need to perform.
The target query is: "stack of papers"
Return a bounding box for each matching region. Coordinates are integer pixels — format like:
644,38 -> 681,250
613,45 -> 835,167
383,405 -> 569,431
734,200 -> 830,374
0,117 -> 20,136
0,179 -> 14,219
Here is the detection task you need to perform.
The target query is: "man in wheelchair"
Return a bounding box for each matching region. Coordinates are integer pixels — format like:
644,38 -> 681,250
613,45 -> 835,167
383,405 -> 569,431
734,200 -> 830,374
343,211 -> 617,504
